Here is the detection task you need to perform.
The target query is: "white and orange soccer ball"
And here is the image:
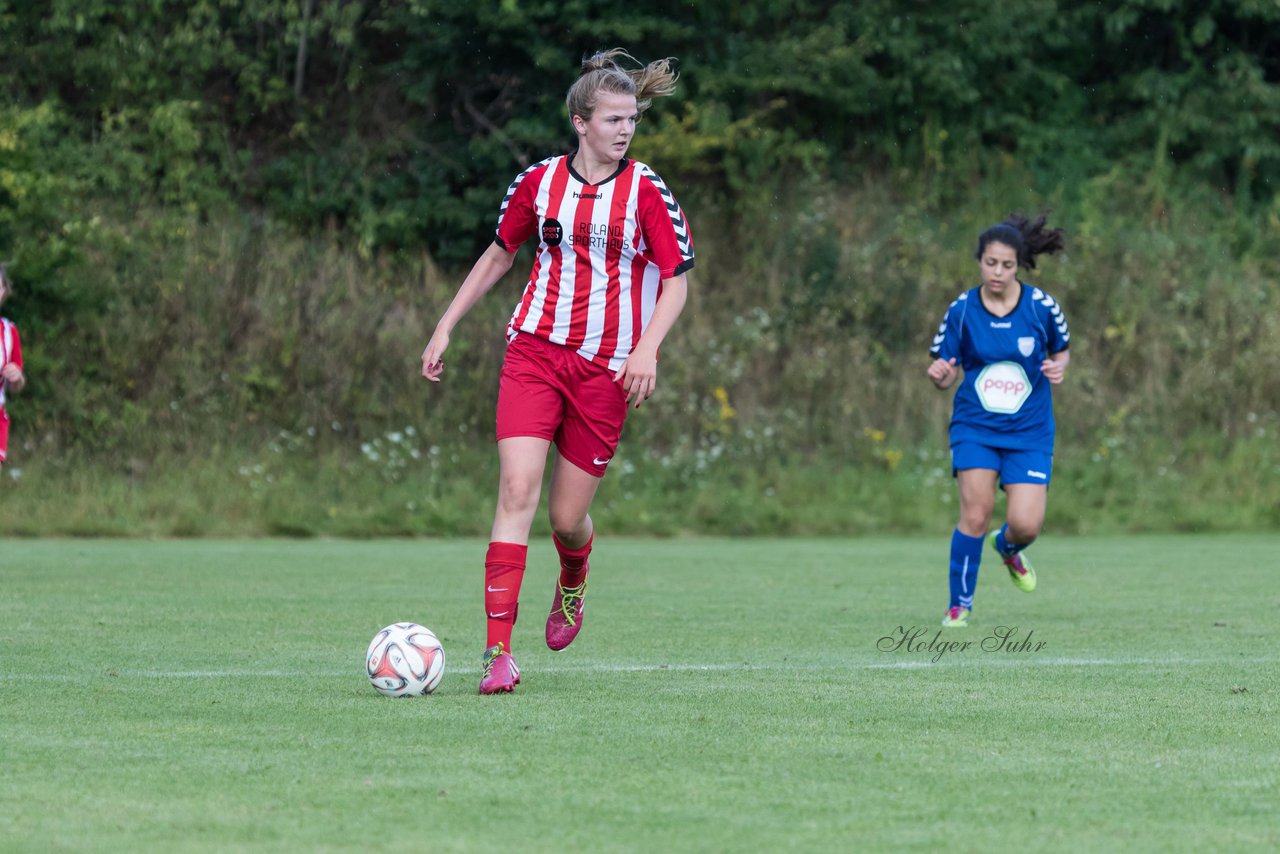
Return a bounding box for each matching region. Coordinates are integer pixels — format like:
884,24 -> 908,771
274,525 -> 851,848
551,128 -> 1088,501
366,622 -> 445,697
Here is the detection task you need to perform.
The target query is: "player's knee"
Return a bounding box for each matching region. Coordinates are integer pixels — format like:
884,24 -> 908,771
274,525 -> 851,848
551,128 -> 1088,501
960,506 -> 993,535
548,509 -> 586,542
1006,516 -> 1043,543
497,475 -> 540,515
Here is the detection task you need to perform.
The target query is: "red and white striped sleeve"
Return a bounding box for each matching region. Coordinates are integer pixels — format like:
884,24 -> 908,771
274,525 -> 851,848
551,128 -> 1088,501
635,166 -> 695,278
494,158 -> 554,253
1,319 -> 18,371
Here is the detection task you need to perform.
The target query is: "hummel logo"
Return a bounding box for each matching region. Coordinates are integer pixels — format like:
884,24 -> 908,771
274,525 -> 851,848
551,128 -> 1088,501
593,457 -> 611,466
486,585 -> 508,593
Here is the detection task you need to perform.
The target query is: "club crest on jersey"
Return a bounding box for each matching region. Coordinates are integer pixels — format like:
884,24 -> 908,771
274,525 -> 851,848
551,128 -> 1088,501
975,361 -> 1032,414
1018,337 -> 1035,357
542,218 -> 564,247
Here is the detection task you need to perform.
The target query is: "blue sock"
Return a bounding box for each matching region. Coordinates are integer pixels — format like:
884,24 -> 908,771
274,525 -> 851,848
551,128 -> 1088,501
949,529 -> 984,610
994,524 -> 1030,557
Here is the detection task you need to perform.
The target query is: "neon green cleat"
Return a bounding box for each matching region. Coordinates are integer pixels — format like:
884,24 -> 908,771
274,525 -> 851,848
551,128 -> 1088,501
991,531 -> 1037,592
941,606 -> 971,627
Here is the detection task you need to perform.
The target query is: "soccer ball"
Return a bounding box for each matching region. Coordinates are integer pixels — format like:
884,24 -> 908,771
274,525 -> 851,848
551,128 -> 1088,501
366,622 -> 446,697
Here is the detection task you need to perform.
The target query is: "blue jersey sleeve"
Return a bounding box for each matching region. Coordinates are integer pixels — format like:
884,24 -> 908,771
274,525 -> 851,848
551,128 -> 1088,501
929,293 -> 967,361
1035,289 -> 1070,353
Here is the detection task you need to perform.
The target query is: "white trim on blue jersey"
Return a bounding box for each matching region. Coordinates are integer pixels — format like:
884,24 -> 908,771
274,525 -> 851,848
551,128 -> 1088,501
929,283 -> 1070,453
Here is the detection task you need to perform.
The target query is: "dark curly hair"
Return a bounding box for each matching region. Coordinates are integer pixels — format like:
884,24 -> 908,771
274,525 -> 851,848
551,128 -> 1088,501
975,213 -> 1066,270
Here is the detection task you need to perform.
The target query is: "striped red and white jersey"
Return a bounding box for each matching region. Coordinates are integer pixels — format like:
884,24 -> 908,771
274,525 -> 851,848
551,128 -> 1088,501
0,317 -> 20,409
495,155 -> 694,371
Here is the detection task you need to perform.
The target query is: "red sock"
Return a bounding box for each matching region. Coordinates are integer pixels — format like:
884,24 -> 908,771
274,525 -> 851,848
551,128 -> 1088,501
553,532 -> 593,588
485,542 -> 527,652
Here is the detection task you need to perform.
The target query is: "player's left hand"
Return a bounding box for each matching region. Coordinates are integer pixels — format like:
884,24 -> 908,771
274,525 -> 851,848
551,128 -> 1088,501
0,363 -> 21,385
421,330 -> 450,383
1040,358 -> 1066,384
613,347 -> 658,409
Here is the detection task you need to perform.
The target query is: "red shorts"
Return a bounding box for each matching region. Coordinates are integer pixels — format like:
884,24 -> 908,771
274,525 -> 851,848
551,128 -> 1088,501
496,333 -> 627,477
0,412 -> 8,465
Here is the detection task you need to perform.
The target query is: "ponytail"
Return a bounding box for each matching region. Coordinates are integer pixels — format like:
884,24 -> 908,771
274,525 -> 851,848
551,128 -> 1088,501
566,48 -> 679,121
975,213 -> 1065,270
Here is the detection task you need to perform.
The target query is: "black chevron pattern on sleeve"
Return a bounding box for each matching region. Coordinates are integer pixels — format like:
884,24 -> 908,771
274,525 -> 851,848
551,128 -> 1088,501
497,156 -> 556,224
638,164 -> 694,262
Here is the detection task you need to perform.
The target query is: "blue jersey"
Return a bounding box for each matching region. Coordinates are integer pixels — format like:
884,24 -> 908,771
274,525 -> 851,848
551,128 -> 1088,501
929,284 -> 1070,453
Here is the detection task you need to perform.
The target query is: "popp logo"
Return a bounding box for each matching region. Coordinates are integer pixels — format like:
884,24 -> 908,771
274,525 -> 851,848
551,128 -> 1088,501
983,376 -> 1026,395
975,362 -> 1032,414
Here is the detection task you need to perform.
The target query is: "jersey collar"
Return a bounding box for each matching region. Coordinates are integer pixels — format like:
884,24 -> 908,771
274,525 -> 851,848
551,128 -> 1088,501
976,281 -> 1025,319
566,154 -> 629,187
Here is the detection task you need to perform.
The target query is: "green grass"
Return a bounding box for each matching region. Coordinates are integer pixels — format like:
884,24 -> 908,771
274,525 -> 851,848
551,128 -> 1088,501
3,431 -> 1278,537
2,536 -> 1277,852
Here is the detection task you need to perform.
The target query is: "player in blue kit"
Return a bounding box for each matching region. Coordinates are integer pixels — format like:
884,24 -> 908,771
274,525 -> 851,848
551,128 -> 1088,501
927,214 -> 1070,627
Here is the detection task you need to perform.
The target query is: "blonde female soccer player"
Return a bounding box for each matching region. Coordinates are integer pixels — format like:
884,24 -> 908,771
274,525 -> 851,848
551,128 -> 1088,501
927,214 -> 1070,627
421,50 -> 694,693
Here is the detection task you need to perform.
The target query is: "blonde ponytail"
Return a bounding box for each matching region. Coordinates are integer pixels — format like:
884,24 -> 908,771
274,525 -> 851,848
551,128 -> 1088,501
566,49 -> 679,120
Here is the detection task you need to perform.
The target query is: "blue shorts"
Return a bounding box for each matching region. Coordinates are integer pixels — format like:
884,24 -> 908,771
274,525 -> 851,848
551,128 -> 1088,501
951,442 -> 1052,487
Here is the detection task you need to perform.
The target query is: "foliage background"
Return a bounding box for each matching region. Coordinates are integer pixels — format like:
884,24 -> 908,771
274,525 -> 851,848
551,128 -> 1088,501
1,0 -> 1277,535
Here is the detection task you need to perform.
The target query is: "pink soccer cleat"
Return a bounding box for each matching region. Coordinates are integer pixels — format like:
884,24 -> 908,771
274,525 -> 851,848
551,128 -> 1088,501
478,643 -> 521,694
545,575 -> 588,651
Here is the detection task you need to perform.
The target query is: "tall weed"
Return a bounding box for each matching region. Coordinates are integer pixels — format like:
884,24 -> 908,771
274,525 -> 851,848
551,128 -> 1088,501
3,170 -> 1277,535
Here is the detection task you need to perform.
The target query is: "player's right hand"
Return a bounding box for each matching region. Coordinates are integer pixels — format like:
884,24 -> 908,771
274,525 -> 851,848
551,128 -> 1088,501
927,357 -> 958,389
421,330 -> 449,382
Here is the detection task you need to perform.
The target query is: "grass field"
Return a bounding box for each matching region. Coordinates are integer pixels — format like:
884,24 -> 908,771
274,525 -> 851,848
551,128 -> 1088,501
2,535 -> 1277,852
